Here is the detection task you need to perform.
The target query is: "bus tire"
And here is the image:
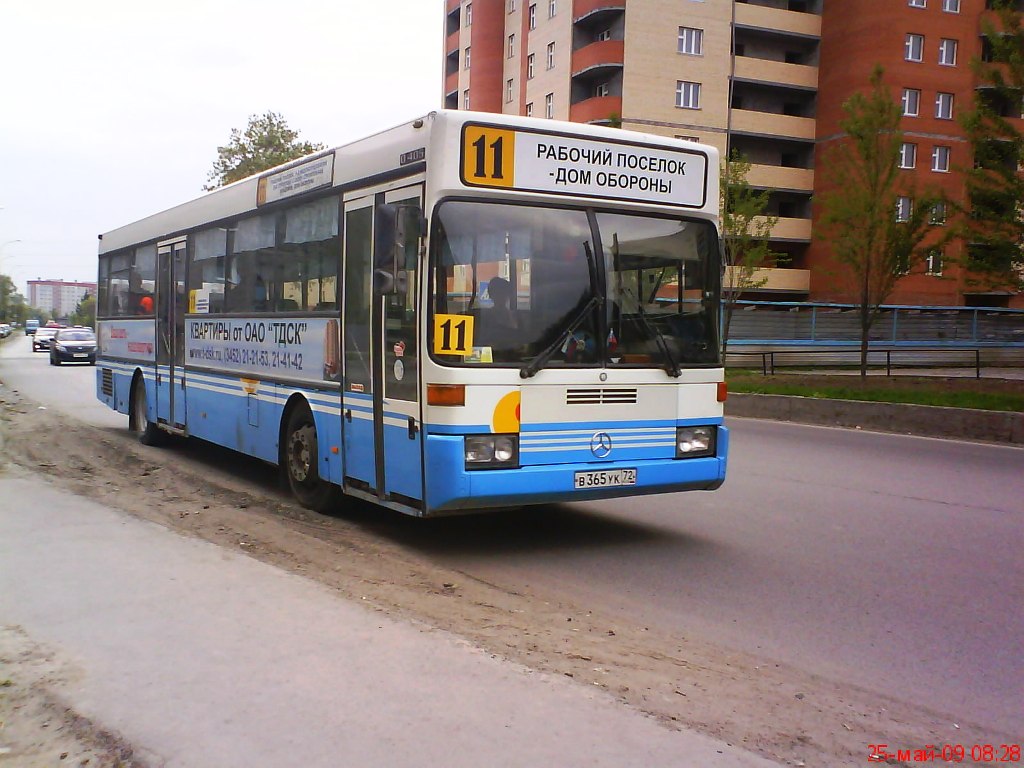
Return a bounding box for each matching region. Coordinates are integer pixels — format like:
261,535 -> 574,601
130,375 -> 166,446
284,404 -> 339,513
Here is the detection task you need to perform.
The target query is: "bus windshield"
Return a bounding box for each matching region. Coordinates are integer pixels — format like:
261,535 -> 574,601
430,200 -> 720,370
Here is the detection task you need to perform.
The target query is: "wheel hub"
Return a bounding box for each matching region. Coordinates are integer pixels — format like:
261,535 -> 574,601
289,424 -> 315,483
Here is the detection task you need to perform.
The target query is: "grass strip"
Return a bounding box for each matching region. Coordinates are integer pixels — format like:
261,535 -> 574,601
727,377 -> 1024,413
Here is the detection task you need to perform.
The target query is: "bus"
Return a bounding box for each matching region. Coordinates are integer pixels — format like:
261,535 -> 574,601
96,110 -> 728,517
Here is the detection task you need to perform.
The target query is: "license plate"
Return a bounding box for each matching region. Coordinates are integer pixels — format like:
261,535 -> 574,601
74,353 -> 87,358
574,468 -> 637,489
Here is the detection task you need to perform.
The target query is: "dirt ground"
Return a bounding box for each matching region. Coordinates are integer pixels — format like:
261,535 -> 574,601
0,380 -> 1014,767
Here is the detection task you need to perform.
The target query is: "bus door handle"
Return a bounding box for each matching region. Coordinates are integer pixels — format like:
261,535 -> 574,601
345,409 -> 352,423
408,417 -> 418,440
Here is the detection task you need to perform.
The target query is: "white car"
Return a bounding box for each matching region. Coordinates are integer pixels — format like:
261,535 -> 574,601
31,326 -> 61,352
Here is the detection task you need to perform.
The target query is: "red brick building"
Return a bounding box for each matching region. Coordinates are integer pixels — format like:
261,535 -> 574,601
443,0 -> 1023,309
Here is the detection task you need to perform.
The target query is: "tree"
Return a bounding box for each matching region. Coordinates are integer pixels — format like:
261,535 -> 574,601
959,0 -> 1024,293
204,111 -> 325,191
0,274 -> 15,321
719,150 -> 777,356
70,295 -> 96,328
819,66 -> 942,376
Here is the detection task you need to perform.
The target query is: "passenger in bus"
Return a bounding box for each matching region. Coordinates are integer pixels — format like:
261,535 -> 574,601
137,295 -> 154,315
478,276 -> 519,348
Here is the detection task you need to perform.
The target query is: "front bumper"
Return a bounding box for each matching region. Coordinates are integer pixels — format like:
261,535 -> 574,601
52,347 -> 96,362
423,426 -> 728,513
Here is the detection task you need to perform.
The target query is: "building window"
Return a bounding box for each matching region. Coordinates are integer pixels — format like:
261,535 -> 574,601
463,90 -> 470,110
509,0 -> 516,11
464,46 -> 471,69
942,0 -> 960,11
938,38 -> 958,66
548,0 -> 556,18
507,78 -> 515,103
596,28 -> 612,41
527,53 -> 535,79
936,92 -> 954,119
926,249 -> 943,275
594,82 -> 610,98
899,142 -> 917,168
678,27 -> 704,56
902,88 -> 920,116
905,34 -> 924,62
546,42 -> 555,69
529,4 -> 536,28
675,135 -> 700,142
908,0 -> 926,7
930,201 -> 947,224
526,102 -> 534,117
465,3 -> 472,25
545,93 -> 554,119
508,33 -> 516,58
932,145 -> 951,171
676,80 -> 701,109
896,196 -> 913,222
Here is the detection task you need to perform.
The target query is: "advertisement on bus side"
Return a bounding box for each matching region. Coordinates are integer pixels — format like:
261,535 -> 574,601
97,320 -> 157,362
185,317 -> 340,385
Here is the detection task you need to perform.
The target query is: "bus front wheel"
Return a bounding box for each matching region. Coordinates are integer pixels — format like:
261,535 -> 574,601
284,405 -> 339,513
130,376 -> 166,446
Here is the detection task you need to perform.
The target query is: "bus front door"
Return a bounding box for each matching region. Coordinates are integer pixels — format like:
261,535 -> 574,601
341,186 -> 423,506
156,239 -> 187,429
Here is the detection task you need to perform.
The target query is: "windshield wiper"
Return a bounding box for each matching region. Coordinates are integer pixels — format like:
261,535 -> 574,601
521,239 -> 602,379
520,295 -> 602,379
634,300 -> 681,378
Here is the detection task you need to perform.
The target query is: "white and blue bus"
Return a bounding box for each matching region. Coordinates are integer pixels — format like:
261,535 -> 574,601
96,111 -> 727,516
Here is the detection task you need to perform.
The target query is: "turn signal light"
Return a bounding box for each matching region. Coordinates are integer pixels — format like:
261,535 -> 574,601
717,382 -> 728,402
427,383 -> 466,406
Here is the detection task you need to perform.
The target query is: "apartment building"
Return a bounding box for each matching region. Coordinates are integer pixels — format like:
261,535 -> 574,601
442,0 -> 1023,308
27,279 -> 96,317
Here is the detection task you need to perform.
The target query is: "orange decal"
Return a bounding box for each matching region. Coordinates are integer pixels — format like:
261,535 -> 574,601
492,391 -> 521,433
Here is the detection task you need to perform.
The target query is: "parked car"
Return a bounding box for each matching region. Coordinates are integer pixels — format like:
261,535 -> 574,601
31,326 -> 61,352
0,323 -> 11,338
49,327 -> 97,365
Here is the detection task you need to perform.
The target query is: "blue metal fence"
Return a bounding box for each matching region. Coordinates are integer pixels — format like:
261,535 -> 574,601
726,301 -> 1024,347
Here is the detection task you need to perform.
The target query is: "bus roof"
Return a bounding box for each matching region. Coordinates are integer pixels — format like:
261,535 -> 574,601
98,110 -> 718,255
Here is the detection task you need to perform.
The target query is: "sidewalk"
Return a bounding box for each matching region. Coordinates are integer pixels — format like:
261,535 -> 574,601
0,472 -> 776,768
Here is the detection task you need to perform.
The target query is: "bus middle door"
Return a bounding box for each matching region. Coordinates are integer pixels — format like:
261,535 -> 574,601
156,239 -> 187,429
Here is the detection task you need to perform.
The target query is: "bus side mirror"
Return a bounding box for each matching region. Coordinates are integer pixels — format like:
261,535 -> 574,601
374,203 -> 421,294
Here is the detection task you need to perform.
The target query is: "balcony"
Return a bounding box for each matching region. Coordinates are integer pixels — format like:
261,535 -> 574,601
569,95 -> 623,124
762,216 -> 813,242
747,164 -> 814,193
571,39 -> 625,79
733,57 -> 818,91
734,2 -> 821,38
725,267 -> 811,294
731,109 -> 816,141
445,72 -> 459,96
573,0 -> 626,24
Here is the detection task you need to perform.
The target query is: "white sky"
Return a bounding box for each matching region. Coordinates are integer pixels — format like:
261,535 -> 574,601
0,0 -> 444,297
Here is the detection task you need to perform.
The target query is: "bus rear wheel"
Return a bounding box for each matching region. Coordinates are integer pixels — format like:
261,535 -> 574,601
284,405 -> 339,513
131,376 -> 166,446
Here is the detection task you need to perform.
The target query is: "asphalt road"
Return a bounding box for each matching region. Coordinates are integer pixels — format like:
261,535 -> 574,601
2,337 -> 1021,736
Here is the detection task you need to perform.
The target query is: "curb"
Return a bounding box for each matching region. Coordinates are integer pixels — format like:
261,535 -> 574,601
727,393 -> 1024,445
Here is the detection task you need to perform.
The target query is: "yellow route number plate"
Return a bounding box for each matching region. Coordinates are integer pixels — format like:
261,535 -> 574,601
433,314 -> 475,356
462,126 -> 516,188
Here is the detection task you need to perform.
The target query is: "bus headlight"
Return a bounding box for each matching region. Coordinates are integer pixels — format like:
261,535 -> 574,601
465,434 -> 519,469
676,426 -> 715,458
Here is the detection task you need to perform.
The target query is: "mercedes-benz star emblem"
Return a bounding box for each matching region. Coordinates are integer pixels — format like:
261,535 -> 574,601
590,432 -> 613,458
